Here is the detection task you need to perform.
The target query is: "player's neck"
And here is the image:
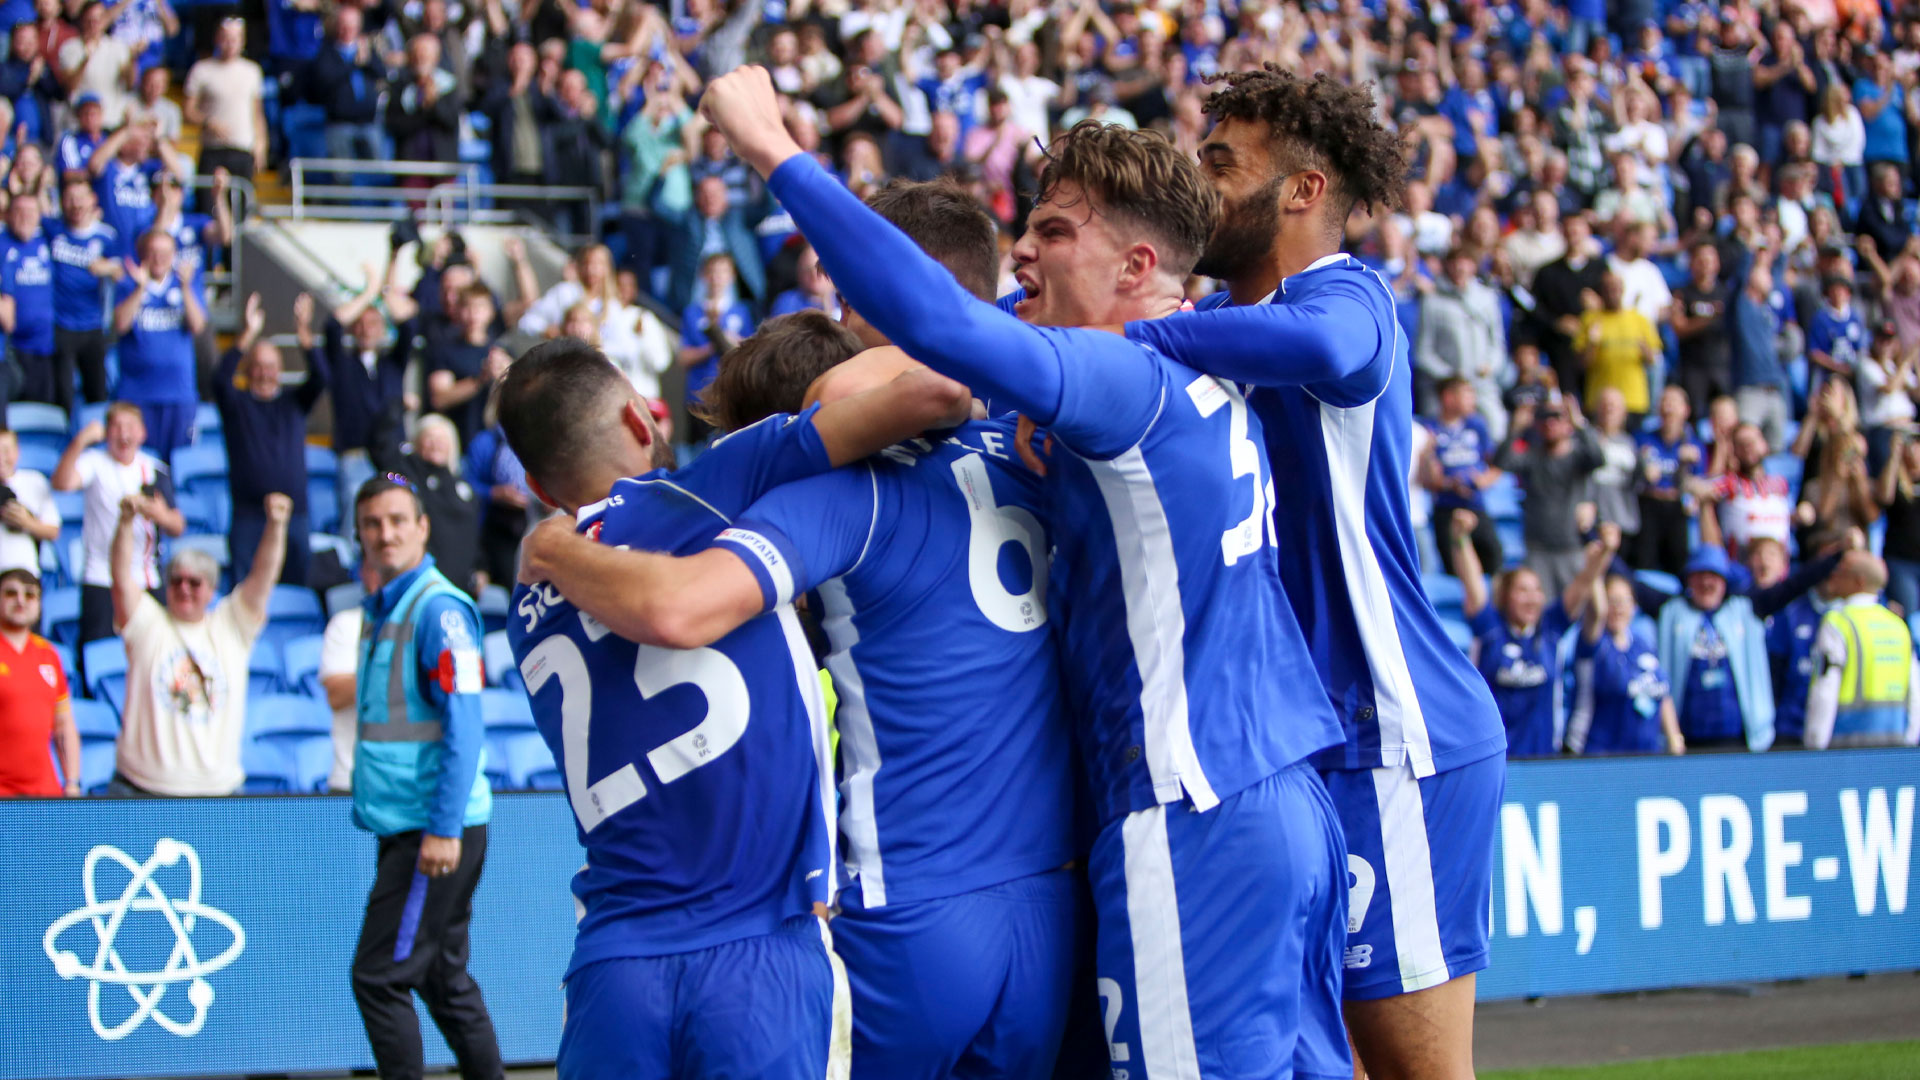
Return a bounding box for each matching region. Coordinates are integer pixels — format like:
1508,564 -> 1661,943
1228,236 -> 1338,306
0,625 -> 28,650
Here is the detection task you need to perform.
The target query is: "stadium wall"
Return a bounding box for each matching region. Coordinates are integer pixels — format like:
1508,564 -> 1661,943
2,752 -> 1916,1078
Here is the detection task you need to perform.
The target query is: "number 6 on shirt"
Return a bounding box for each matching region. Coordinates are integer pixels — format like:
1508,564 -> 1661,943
519,627 -> 750,833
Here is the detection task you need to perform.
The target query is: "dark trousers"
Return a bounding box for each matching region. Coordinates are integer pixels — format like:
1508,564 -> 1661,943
352,825 -> 503,1080
1676,358 -> 1732,421
1434,505 -> 1503,578
54,328 -> 111,409
78,583 -> 115,650
12,350 -> 56,408
197,147 -> 254,212
229,502 -> 310,586
1633,496 -> 1691,578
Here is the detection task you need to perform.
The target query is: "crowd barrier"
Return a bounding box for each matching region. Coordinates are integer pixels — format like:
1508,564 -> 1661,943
1,750 -> 1914,1078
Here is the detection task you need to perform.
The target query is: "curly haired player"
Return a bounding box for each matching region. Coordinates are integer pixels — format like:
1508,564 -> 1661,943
1122,65 -> 1509,1080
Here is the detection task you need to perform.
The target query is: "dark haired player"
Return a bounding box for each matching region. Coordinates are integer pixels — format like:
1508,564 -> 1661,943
1121,66 -> 1507,1080
518,184 -> 1082,1080
498,330 -> 969,1080
704,67 -> 1350,1080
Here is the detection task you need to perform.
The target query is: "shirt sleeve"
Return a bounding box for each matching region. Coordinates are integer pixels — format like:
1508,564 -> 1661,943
413,594 -> 486,837
1467,604 -> 1500,639
1803,617 -> 1846,750
1121,275 -> 1395,404
319,610 -> 359,679
716,465 -> 880,609
685,403 -> 838,518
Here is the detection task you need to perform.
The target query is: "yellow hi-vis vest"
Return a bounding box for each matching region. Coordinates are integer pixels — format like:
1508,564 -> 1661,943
1821,602 -> 1911,744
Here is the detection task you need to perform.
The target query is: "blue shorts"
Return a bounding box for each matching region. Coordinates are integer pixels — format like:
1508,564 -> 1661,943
834,867 -> 1083,1079
1320,752 -> 1503,1001
557,916 -> 847,1080
133,400 -> 195,467
1089,763 -> 1349,1080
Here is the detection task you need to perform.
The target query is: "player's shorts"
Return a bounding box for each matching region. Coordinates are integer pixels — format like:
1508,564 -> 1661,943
833,867 -> 1084,1080
1089,762 -> 1349,1080
557,915 -> 849,1080
1320,751 -> 1504,1002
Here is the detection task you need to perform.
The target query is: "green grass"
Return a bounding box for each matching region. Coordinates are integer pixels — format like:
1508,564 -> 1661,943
1485,1040 -> 1920,1080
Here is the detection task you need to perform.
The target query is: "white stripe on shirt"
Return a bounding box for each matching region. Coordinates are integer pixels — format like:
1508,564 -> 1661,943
818,578 -> 885,906
777,604 -> 839,905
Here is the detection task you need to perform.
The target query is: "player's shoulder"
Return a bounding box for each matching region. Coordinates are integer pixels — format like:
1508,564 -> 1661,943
508,581 -> 580,651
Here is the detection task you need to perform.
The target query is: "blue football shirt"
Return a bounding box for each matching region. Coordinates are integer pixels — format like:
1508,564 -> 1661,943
48,219 -> 119,332
0,229 -> 55,354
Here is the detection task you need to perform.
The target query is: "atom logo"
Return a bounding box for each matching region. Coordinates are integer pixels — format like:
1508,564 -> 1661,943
41,839 -> 246,1041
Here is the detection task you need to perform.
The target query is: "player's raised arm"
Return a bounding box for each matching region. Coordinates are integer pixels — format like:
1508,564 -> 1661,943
811,360 -> 971,466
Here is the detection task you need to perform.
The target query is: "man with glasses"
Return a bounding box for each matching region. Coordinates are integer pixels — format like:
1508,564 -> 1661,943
107,491 -> 292,796
0,570 -> 80,797
346,474 -> 501,1080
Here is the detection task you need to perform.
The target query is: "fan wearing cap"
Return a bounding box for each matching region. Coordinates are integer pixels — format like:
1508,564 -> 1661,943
1624,536 -> 1852,752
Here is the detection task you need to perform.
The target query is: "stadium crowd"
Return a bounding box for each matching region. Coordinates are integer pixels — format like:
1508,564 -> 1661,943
1,0 -> 1920,801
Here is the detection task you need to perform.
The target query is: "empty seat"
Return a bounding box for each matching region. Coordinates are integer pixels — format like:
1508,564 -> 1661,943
42,586 -> 81,647
248,641 -> 285,697
1441,617 -> 1474,654
481,687 -> 536,732
242,739 -> 294,794
171,443 -> 227,490
477,585 -> 510,636
283,633 -> 326,698
308,477 -> 341,535
9,402 -> 68,454
82,637 -> 127,710
246,693 -> 333,743
71,698 -> 119,740
486,729 -> 555,790
483,630 -> 521,690
325,581 -> 365,619
1422,572 -> 1467,618
284,732 -> 336,793
305,444 -> 339,479
1634,569 -> 1681,597
80,740 -> 117,793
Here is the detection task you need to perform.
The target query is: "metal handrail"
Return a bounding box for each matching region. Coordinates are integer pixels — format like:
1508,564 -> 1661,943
183,172 -> 255,327
283,158 -> 602,246
287,159 -> 483,222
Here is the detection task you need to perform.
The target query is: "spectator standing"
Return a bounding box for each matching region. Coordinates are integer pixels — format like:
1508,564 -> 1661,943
669,173 -> 764,310
768,243 -> 840,319
1671,241 -> 1731,417
482,42 -> 554,214
1807,274 -> 1868,388
0,569 -> 77,796
1768,538 -> 1839,748
462,422 -> 524,592
56,1 -> 133,128
1590,388 -> 1642,540
544,68 -> 611,239
149,167 -> 230,286
1454,512 -> 1614,757
1578,272 -> 1662,417
1878,432 -> 1920,616
425,285 -> 510,450
1416,248 -> 1509,437
1804,552 -> 1920,749
1794,429 -> 1881,556
1504,192 -> 1566,288
184,16 -> 266,184
1856,163 -> 1915,267
216,294 -> 327,585
111,230 -> 205,463
1568,568 -> 1684,756
1423,377 -> 1504,579
0,21 -> 61,147
1732,260 -> 1792,451
318,560 -> 378,793
109,492 -> 290,796
308,257 -> 413,510
128,65 -> 180,142
1709,21 -> 1761,149
373,415 -> 479,595
52,403 -> 181,647
678,252 -> 755,419
1812,83 -> 1867,210
1853,48 -> 1916,172
507,240 -> 649,373
1496,397 -> 1607,596
1635,385 -> 1705,576
308,5 -> 386,166
0,192 -> 55,408
0,429 -> 60,573
1701,423 -> 1795,557
1530,212 -> 1607,395
89,117 -> 189,259
346,476 -> 500,1080
387,33 -> 462,168
617,68 -> 694,281
48,178 -> 121,410
55,93 -> 106,180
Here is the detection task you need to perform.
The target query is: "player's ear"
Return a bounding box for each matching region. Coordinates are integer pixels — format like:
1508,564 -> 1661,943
526,473 -> 558,511
1119,241 -> 1159,291
621,398 -> 657,451
1284,169 -> 1330,212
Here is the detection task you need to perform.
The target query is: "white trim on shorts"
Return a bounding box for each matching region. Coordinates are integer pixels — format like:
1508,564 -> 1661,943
1371,762 -> 1452,994
818,917 -> 851,1080
1122,806 -> 1203,1079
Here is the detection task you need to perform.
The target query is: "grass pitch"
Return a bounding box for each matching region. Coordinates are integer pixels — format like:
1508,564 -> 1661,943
1484,1040 -> 1920,1079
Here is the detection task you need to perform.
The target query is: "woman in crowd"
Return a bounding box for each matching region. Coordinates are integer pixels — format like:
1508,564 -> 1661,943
1877,429 -> 1920,615
1568,549 -> 1686,756
509,239 -> 647,373
1450,510 -> 1615,757
373,413 -> 480,596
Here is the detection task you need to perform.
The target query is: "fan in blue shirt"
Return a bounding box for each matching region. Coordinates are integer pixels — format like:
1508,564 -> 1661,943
1568,572 -> 1684,755
90,123 -> 188,259
502,334 -> 973,1080
110,231 -> 206,463
0,198 -> 57,391
705,77 -> 1350,1077
1807,276 -> 1868,385
1453,514 -> 1616,757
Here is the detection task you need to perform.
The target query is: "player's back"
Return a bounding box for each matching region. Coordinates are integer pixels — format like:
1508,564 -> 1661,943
1201,258 -> 1506,776
1042,343 -> 1343,825
509,418 -> 839,977
730,418 -> 1075,908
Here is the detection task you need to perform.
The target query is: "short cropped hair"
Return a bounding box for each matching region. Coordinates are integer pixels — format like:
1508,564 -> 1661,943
353,475 -> 425,519
1035,120 -> 1219,280
865,178 -> 1001,300
496,337 -> 634,484
695,311 -> 866,431
1202,65 -> 1409,221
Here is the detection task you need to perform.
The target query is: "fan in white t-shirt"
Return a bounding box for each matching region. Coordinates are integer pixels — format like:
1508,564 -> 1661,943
51,403 -> 185,647
0,431 -> 62,575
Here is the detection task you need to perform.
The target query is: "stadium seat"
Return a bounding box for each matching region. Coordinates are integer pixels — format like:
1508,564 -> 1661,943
172,533 -> 230,570
70,402 -> 108,435
193,402 -> 222,440
80,740 -> 117,793
287,732 -> 335,793
62,537 -> 86,588
1441,617 -> 1474,655
18,442 -> 60,474
481,687 -> 536,732
42,586 -> 80,647
325,581 -> 365,618
53,490 -> 83,540
171,442 -> 228,491
246,693 -> 333,744
305,444 -> 339,479
8,402 -> 68,455
39,540 -> 66,588
50,641 -> 75,683
283,633 -> 326,698
483,630 -> 522,690
308,477 -> 341,534
1634,569 -> 1681,596
1422,572 -> 1466,620
1495,519 -> 1527,567
174,490 -> 218,536
82,637 -> 127,711
477,585 -> 510,636
311,532 -> 355,568
242,738 -> 295,794
71,698 -> 119,741
1481,474 -> 1523,522
248,641 -> 286,697
267,585 -> 326,632
483,732 -> 513,791
486,729 -> 556,790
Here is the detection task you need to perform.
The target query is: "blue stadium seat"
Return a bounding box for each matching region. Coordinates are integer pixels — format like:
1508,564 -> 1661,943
305,444 -> 339,479
325,581 -> 364,619
311,532 -> 355,567
308,477 -> 341,535
481,687 -> 535,732
50,641 -> 75,684
281,102 -> 328,160
248,641 -> 285,697
1422,572 -> 1466,620
1441,617 -> 1473,655
53,490 -> 83,542
483,732 -> 513,791
1481,474 -> 1523,522
42,586 -> 80,647
70,402 -> 108,435
483,629 -> 522,690
9,402 -> 69,455
172,442 -> 227,490
18,442 -> 60,474
83,637 -> 127,710
283,633 -> 325,698
478,585 -> 510,636
174,490 -> 218,536
171,534 -> 230,571
1634,569 -> 1681,597
246,693 -> 332,743
71,697 -> 119,740
242,739 -> 295,794
267,585 -> 325,628
488,729 -> 556,790
38,540 -> 65,587
193,402 -> 221,439
1495,520 -> 1527,567
62,537 -> 86,588
286,732 -> 335,793
80,740 -> 117,793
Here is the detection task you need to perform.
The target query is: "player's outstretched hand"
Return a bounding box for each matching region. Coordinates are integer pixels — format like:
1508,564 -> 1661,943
699,66 -> 802,178
518,512 -> 581,586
